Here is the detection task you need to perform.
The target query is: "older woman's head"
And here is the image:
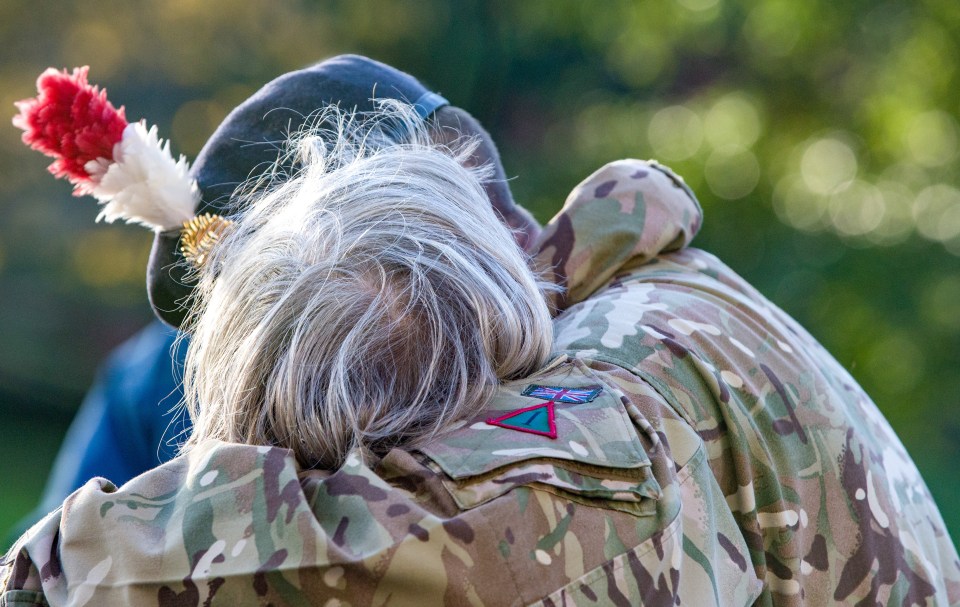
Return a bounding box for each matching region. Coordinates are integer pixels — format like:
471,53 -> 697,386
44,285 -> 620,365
181,103 -> 555,469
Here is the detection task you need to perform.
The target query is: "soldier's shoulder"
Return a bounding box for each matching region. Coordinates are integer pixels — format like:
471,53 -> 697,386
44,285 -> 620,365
415,357 -> 660,513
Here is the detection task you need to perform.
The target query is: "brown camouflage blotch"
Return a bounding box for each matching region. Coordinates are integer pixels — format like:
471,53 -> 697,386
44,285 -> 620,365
37,528 -> 60,581
203,578 -> 225,607
601,560 -> 633,607
332,517 -> 349,548
805,534 -> 829,571
251,572 -> 267,598
627,548 -> 678,606
579,582 -> 598,601
760,363 -> 807,444
764,550 -> 793,581
662,338 -> 689,359
324,472 -> 388,501
408,523 -> 429,542
11,551 -> 33,591
157,578 -> 199,607
441,518 -> 475,544
718,532 -> 748,572
263,449 -> 302,524
594,180 -> 617,199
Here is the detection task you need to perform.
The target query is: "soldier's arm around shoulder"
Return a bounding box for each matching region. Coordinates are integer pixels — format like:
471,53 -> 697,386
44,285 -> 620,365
530,160 -> 702,312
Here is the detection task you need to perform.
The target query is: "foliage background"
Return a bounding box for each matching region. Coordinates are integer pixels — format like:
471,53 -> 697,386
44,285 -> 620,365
1,0 -> 958,552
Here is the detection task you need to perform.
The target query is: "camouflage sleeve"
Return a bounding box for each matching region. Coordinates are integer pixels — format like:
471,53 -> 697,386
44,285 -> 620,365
1,511 -> 59,607
551,247 -> 960,603
530,159 -> 701,313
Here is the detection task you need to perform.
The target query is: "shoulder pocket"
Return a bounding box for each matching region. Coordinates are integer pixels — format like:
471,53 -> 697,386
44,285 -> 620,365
419,361 -> 662,516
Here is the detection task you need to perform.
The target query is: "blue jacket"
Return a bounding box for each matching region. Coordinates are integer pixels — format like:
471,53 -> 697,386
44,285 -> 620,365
10,321 -> 190,541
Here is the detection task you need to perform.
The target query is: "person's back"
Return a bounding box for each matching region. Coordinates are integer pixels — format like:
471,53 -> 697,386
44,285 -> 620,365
540,161 -> 960,603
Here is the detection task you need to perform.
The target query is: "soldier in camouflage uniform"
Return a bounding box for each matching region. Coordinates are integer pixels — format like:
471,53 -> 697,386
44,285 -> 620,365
4,58 -> 960,606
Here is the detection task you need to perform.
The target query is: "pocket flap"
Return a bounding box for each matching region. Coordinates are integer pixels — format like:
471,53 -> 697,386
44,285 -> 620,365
419,361 -> 662,511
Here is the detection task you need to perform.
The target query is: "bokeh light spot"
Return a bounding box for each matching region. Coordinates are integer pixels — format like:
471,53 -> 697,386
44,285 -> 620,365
647,105 -> 703,161
800,138 -> 858,195
828,181 -> 886,236
609,33 -> 668,87
743,1 -> 803,58
773,175 -> 828,231
868,181 -> 914,245
704,145 -> 760,200
913,184 -> 960,242
905,110 -> 959,167
704,93 -> 762,150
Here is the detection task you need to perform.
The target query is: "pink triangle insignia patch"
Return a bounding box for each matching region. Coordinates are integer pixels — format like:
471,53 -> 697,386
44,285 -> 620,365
485,401 -> 557,439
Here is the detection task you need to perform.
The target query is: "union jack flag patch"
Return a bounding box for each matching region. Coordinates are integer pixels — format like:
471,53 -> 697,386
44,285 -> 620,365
521,384 -> 602,404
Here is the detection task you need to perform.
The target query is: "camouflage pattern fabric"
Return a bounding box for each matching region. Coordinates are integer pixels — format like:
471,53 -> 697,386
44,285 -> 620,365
3,161 -> 958,606
535,161 -> 960,604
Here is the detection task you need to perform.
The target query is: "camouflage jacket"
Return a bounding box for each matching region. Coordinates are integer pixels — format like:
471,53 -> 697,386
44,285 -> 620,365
3,161 -> 959,606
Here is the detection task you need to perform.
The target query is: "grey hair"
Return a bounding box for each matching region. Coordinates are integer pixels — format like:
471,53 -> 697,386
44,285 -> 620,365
180,102 -> 555,469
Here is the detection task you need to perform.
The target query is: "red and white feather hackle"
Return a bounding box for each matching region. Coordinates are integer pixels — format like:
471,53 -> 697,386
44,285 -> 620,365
13,66 -> 198,232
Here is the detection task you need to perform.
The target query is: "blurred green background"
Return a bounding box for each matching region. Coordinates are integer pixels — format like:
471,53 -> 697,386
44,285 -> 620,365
1,0 -> 958,552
